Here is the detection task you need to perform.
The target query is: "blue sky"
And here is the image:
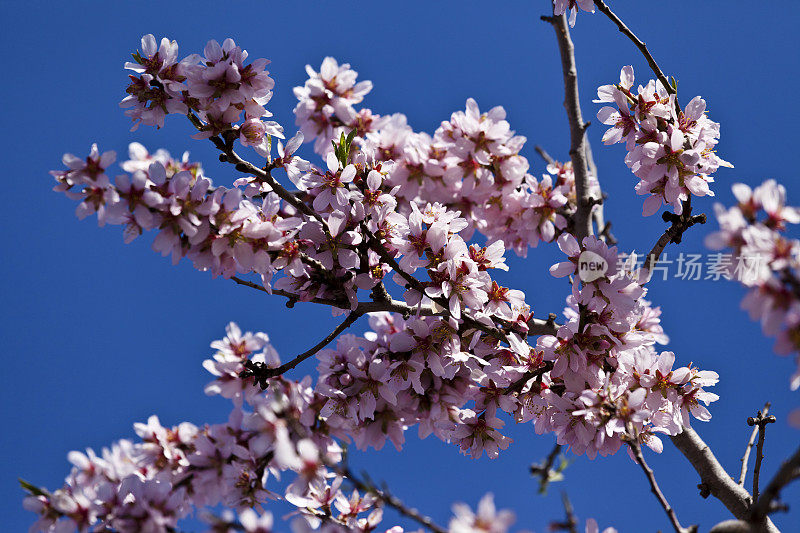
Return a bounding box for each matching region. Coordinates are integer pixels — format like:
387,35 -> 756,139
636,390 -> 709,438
1,1 -> 799,531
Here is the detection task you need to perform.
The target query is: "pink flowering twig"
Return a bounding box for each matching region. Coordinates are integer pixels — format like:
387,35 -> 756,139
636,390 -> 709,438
364,231 -> 511,343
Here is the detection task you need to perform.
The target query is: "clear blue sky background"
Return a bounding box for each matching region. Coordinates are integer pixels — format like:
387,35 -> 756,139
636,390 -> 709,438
1,1 -> 798,531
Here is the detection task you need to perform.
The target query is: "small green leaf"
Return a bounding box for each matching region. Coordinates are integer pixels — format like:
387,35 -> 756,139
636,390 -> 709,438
19,478 -> 48,498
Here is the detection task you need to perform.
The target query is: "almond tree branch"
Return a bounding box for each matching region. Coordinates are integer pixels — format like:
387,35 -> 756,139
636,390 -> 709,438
627,431 -> 695,533
364,233 -> 510,343
669,427 -> 778,533
750,444 -> 800,522
555,492 -> 579,533
339,465 -> 448,533
501,361 -> 555,396
542,11 -> 595,242
187,112 -> 322,224
739,403 -> 771,486
193,107 -> 563,343
241,311 -> 362,386
528,316 -> 560,336
584,140 -> 615,244
534,145 -> 555,166
748,409 -> 777,503
230,276 -> 560,338
530,441 -> 564,494
591,0 -> 673,95
528,313 -> 560,336
644,199 -> 707,274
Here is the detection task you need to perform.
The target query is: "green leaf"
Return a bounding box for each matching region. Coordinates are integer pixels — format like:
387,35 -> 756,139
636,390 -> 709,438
331,140 -> 339,161
19,478 -> 48,498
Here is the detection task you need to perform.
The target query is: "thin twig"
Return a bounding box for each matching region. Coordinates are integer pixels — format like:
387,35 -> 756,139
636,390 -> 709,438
739,403 -> 771,486
365,234 -> 509,343
339,466 -> 448,533
530,441 -> 564,494
501,362 -> 554,396
241,311 -> 362,386
627,430 -> 694,533
592,0 -> 673,95
187,112 -> 342,261
643,199 -> 706,276
542,11 -> 595,242
750,444 -> 800,522
534,145 -> 555,166
231,275 -> 560,339
559,492 -> 579,533
748,409 -> 777,504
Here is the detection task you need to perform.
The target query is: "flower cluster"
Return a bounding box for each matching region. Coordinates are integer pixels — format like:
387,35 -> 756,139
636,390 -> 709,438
293,57 -> 375,154
23,323 -> 548,533
52,142 -> 308,288
706,180 -> 800,390
314,312 -> 527,458
121,34 -> 283,145
525,235 -> 719,458
23,324 -> 391,533
35,34 -> 729,533
49,38 -> 720,467
595,66 -> 731,216
52,143 -> 532,328
294,59 -> 598,256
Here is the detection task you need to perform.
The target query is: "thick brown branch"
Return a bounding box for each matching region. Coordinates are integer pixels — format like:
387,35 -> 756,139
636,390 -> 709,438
543,11 -> 595,242
339,466 -> 447,533
669,427 -> 778,532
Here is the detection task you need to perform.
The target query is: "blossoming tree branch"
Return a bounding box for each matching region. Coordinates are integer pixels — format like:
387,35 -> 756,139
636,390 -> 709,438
22,1 -> 800,532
